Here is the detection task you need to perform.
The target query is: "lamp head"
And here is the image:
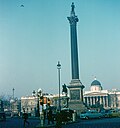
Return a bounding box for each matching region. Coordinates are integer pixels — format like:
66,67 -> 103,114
57,61 -> 61,69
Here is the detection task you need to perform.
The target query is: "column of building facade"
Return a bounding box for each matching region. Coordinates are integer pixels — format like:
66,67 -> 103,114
114,93 -> 117,107
102,96 -> 104,107
106,96 -> 108,107
93,97 -> 95,105
87,97 -> 89,106
94,97 -> 96,104
103,96 -> 106,107
85,97 -> 88,106
101,96 -> 103,106
88,97 -> 90,106
112,94 -> 114,107
90,97 -> 92,106
96,96 -> 98,103
84,97 -> 87,105
91,97 -> 93,106
105,96 -> 108,107
104,96 -> 106,107
99,96 -> 102,105
86,97 -> 88,106
98,96 -> 100,104
92,97 -> 94,105
105,96 -> 107,107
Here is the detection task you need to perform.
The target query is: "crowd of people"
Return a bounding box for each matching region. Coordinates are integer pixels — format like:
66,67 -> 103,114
22,107 -> 74,128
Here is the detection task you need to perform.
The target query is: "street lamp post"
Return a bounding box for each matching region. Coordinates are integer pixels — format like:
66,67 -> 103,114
32,89 -> 44,127
12,88 -> 15,116
13,88 -> 15,99
57,61 -> 61,111
32,89 -> 42,117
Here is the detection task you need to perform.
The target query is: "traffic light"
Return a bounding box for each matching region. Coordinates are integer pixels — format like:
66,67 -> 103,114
47,98 -> 50,106
40,96 -> 43,106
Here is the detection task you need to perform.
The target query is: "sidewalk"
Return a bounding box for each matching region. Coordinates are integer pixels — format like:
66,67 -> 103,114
35,119 -> 77,128
36,123 -> 56,128
35,118 -> 56,128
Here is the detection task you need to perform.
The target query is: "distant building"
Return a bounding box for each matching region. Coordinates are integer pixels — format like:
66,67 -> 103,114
21,96 -> 37,116
10,98 -> 21,116
0,100 -> 4,112
21,92 -> 70,116
83,78 -> 120,109
21,94 -> 54,116
109,89 -> 120,108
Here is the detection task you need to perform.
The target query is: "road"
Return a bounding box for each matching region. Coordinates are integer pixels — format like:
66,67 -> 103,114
63,117 -> 120,128
1,117 -> 120,128
0,117 -> 40,128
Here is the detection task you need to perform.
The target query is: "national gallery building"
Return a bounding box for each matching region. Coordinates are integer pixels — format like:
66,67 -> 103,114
83,78 -> 120,109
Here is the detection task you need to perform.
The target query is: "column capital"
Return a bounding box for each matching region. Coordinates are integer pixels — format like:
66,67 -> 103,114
67,16 -> 79,25
67,3 -> 79,25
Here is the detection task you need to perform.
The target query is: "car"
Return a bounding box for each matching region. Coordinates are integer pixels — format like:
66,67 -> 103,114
48,107 -> 74,122
11,113 -> 20,118
80,110 -> 103,119
58,108 -> 74,123
109,109 -> 120,117
100,109 -> 112,118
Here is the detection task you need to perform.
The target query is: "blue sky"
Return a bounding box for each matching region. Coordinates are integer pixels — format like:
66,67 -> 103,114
0,0 -> 120,98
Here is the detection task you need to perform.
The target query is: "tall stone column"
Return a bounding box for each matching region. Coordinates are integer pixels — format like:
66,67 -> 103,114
67,3 -> 79,80
67,3 -> 86,114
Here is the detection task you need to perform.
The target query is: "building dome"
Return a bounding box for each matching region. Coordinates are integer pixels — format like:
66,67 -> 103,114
91,80 -> 101,86
90,78 -> 103,91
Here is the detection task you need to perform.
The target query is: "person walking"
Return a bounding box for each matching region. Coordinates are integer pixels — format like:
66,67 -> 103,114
47,109 -> 54,125
56,111 -> 62,128
22,110 -> 29,128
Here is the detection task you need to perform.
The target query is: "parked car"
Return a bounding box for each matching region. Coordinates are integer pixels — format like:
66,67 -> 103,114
109,109 -> 120,117
60,108 -> 74,122
80,110 -> 103,119
5,111 -> 11,117
11,112 -> 20,118
100,109 -> 112,118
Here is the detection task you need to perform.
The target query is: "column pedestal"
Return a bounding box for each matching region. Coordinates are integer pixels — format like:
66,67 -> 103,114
67,79 -> 86,115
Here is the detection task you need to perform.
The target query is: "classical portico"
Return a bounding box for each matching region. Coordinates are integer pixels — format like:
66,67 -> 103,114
84,78 -> 109,109
84,92 -> 109,108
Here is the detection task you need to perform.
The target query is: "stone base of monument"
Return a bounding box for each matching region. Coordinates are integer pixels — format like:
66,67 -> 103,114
68,101 -> 86,116
68,79 -> 87,116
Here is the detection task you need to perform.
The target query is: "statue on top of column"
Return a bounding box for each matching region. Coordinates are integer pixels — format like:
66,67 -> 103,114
71,2 -> 75,12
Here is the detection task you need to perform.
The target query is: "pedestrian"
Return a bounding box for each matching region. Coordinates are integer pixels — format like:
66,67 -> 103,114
56,111 -> 62,128
22,110 -> 29,128
47,109 -> 54,125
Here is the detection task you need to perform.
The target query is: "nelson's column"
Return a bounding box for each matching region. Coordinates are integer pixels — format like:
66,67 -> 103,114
67,3 -> 86,114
